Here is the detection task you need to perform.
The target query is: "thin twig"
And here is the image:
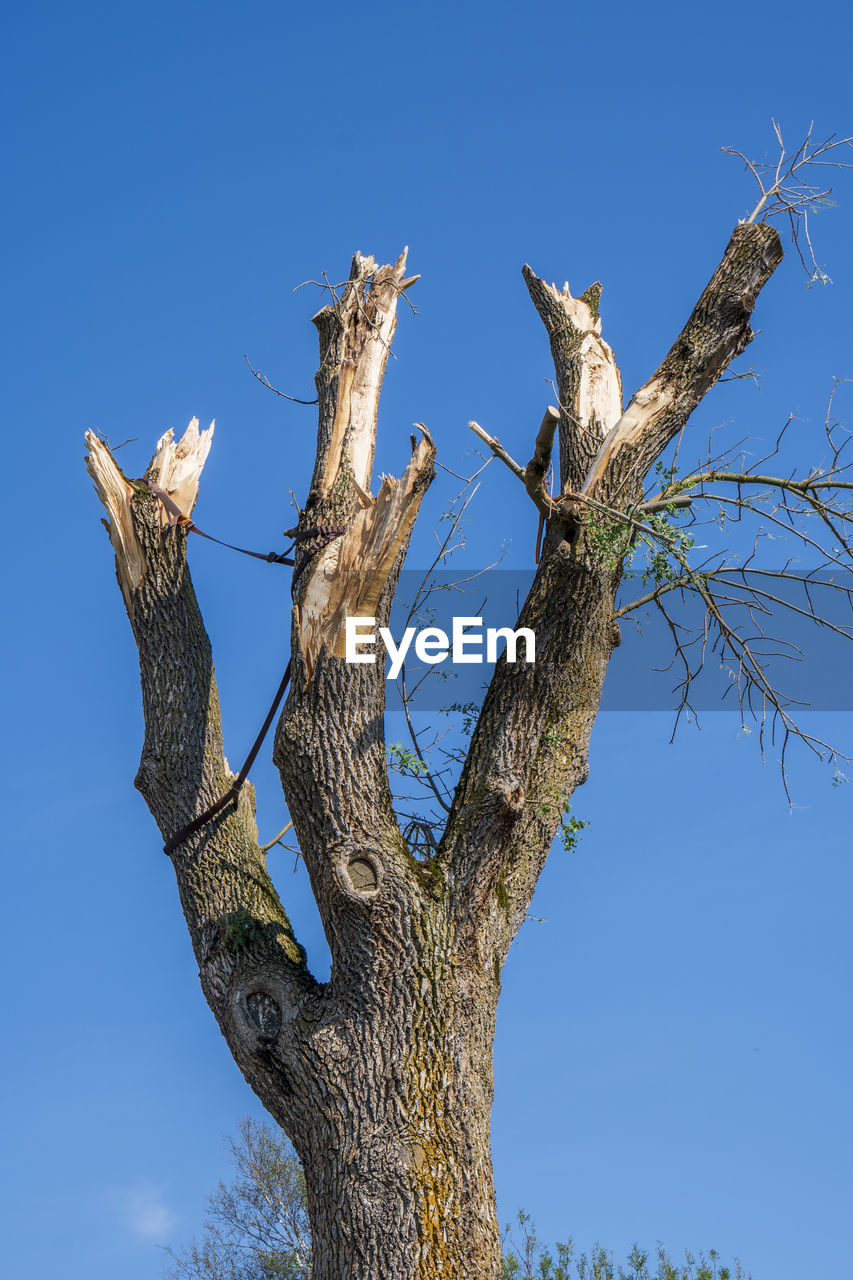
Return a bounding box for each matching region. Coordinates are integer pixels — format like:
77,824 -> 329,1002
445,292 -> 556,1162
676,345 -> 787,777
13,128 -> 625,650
244,355 -> 318,405
259,820 -> 294,855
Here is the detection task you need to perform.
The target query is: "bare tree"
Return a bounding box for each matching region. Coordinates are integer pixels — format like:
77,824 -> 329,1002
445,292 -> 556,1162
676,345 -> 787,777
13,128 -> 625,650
86,133 -> 852,1280
164,1117 -> 311,1280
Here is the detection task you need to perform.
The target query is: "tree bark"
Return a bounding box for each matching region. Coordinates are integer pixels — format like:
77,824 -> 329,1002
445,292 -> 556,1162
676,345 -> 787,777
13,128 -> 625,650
85,226 -> 782,1279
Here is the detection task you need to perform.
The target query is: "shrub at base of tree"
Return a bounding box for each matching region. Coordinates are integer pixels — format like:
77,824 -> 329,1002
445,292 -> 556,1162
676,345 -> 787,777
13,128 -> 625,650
501,1208 -> 751,1280
164,1120 -> 750,1280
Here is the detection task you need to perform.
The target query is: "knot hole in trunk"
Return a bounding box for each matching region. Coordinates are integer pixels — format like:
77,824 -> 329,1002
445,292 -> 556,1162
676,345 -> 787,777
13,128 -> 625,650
246,989 -> 283,1042
230,976 -> 291,1055
335,847 -> 384,901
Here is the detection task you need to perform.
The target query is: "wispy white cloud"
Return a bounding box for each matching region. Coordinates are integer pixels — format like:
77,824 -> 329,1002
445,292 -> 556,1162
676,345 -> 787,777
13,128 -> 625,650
117,1185 -> 179,1242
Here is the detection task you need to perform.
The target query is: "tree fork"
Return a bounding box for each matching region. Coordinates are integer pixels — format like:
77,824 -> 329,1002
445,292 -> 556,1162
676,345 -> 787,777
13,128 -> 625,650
86,229 -> 783,1280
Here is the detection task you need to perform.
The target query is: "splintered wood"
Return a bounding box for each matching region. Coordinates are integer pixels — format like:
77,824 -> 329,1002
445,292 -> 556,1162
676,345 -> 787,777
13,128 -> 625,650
85,418 -> 214,612
85,432 -> 145,612
580,375 -> 676,496
320,360 -> 355,494
312,249 -> 419,502
539,279 -> 623,459
148,416 -> 214,523
298,432 -> 435,675
297,250 -> 434,678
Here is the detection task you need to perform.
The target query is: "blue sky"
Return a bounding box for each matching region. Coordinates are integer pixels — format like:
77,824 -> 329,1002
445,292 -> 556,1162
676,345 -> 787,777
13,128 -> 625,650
3,2 -> 852,1276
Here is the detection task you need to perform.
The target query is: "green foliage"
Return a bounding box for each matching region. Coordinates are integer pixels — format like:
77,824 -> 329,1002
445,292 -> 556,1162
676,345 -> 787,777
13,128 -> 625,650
585,462 -> 696,588
387,744 -> 443,855
387,742 -> 430,779
439,700 -> 481,736
631,464 -> 696,587
502,1211 -> 750,1280
584,510 -> 634,569
163,1118 -> 310,1280
559,809 -> 588,854
533,786 -> 588,855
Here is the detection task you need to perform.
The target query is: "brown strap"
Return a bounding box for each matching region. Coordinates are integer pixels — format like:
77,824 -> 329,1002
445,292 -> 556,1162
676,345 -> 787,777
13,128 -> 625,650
146,480 -> 296,564
146,483 -> 346,854
163,660 -> 292,855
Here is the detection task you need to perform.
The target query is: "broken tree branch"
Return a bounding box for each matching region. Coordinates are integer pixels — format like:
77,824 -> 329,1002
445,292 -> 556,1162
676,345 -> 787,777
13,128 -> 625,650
723,121 -> 853,282
580,222 -> 784,502
522,269 -> 623,495
467,411 -> 560,520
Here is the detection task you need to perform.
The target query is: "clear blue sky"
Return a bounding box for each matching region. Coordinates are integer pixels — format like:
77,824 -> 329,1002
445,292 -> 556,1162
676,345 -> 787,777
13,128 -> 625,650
3,2 -> 851,1276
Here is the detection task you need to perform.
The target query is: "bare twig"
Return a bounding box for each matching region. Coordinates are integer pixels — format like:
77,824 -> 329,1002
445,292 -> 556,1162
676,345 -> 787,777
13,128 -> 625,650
244,355 -> 318,405
723,121 -> 853,281
259,820 -> 294,855
608,384 -> 853,794
467,421 -> 527,484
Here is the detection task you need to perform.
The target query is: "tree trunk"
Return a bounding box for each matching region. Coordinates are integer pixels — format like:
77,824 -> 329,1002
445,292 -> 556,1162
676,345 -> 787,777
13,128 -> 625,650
287,966 -> 502,1279
85,226 -> 782,1279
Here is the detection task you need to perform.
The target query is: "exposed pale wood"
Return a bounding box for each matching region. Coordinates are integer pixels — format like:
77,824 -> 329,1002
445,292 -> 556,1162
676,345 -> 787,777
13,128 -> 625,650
297,431 -> 435,672
536,277 -> 601,334
522,268 -> 623,495
320,360 -> 354,494
576,331 -> 622,446
84,432 -> 145,611
467,412 -> 561,518
467,419 -> 526,482
580,374 -> 676,497
147,416 -> 214,523
310,250 -> 411,502
350,474 -> 374,508
348,250 -> 409,493
295,250 -> 435,681
524,406 -> 560,505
